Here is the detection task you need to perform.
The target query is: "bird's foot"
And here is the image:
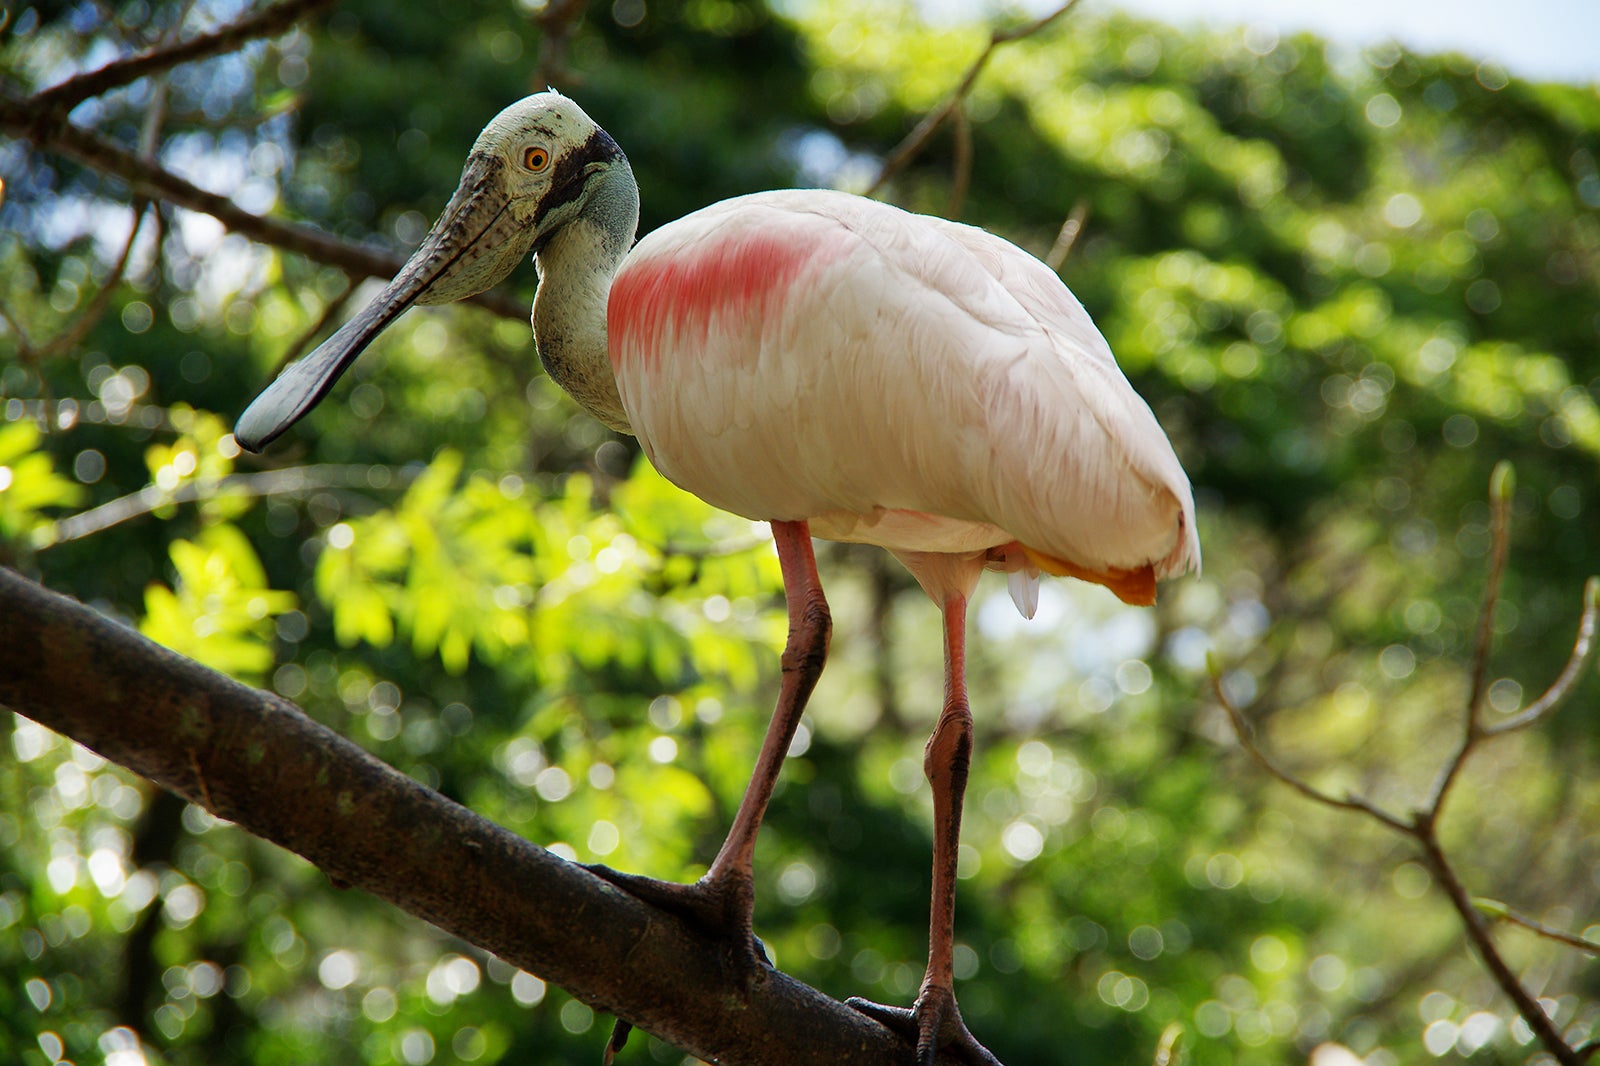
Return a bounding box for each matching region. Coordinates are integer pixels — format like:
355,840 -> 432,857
601,1019 -> 631,1066
847,984 -> 1003,1066
585,864 -> 770,977
586,865 -> 771,1064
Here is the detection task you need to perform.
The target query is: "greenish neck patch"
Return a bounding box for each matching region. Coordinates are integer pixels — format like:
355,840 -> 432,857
531,161 -> 640,433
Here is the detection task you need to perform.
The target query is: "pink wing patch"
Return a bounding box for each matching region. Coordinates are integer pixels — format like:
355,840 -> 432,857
608,229 -> 824,373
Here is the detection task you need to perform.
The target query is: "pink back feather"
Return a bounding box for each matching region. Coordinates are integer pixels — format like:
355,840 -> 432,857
606,189 -> 1198,590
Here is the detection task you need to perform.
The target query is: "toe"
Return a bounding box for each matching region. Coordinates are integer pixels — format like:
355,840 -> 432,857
846,991 -> 1003,1066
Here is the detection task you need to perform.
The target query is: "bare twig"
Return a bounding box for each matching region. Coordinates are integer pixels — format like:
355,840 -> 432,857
273,280 -> 356,378
1420,461 -> 1515,823
535,0 -> 589,89
1412,832 -> 1579,1061
29,0 -> 336,117
1465,461 -> 1515,726
1210,670 -> 1410,832
9,399 -> 178,432
1484,574 -> 1599,736
1212,464 -> 1598,1066
945,104 -> 973,218
33,201 -> 153,367
39,464 -> 419,548
1044,199 -> 1090,271
867,0 -> 1082,197
1478,901 -> 1600,956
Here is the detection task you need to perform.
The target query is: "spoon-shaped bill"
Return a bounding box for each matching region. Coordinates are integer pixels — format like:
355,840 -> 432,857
234,153 -> 525,452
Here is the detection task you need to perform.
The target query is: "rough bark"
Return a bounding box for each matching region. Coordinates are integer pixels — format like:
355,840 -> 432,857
0,566 -> 943,1066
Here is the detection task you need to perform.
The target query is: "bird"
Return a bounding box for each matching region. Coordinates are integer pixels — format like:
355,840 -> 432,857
236,90 -> 1199,1065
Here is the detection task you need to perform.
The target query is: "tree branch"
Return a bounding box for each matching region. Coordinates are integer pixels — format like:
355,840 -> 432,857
535,0 -> 589,90
1477,900 -> 1600,956
1211,464 -> 1599,1066
0,92 -> 526,323
867,0 -> 1082,197
1483,574 -> 1599,737
30,0 -> 337,116
37,464 -> 419,548
1044,200 -> 1090,272
0,565 -> 962,1066
1209,668 -> 1409,832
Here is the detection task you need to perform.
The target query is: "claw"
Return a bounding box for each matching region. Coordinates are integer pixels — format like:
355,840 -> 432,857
846,987 -> 1003,1066
584,864 -> 770,986
602,1019 -> 631,1065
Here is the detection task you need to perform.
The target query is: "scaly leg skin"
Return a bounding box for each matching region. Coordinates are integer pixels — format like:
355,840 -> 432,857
587,521 -> 830,1051
848,591 -> 1002,1066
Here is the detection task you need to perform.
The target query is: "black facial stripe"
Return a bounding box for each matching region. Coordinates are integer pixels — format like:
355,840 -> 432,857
537,127 -> 626,217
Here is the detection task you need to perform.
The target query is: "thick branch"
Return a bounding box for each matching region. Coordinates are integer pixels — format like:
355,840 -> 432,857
0,92 -> 525,323
0,566 -> 953,1066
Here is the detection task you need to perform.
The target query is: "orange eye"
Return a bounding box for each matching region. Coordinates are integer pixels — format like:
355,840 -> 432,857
523,146 -> 550,172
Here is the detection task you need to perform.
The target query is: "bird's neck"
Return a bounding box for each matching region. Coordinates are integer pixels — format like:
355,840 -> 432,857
532,163 -> 640,433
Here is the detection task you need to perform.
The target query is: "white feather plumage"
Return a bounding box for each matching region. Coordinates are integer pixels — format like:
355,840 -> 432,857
609,189 -> 1198,598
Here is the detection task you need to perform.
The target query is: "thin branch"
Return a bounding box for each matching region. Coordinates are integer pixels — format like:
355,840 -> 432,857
867,0 -> 1082,197
1480,902 -> 1600,956
37,201 -> 153,364
1414,833 -> 1581,1064
30,0 -> 336,117
1420,461 -> 1515,821
273,280 -> 356,378
0,91 -> 527,324
945,104 -> 973,219
1152,1023 -> 1183,1066
1209,671 -> 1409,832
38,464 -> 420,548
535,0 -> 589,89
0,566 -> 968,1066
1466,461 -> 1515,728
1484,575 -> 1599,736
10,399 -> 178,432
1219,661 -> 1587,1063
1214,465 -> 1594,1065
1044,199 -> 1090,271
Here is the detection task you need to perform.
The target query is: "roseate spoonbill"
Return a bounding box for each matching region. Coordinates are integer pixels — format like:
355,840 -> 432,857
236,91 -> 1198,1065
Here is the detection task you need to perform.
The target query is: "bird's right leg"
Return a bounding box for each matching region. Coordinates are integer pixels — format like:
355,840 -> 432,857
588,519 -> 830,975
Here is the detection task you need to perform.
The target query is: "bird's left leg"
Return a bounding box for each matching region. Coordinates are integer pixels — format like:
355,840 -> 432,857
849,589 -> 1002,1066
588,520 -> 829,976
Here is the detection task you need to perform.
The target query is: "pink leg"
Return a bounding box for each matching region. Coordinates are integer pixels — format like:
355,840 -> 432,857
850,591 -> 1000,1065
589,520 -> 829,969
704,519 -> 830,884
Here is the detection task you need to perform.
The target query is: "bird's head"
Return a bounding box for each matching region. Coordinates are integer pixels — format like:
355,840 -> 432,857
235,91 -> 634,451
419,92 -> 635,303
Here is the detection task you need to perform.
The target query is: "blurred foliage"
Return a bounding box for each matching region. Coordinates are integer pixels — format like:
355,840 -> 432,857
2,1 -> 1599,1065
